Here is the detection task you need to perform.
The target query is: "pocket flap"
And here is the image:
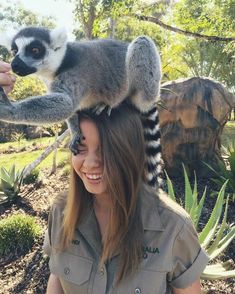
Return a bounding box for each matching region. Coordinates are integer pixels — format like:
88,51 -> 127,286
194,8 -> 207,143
50,253 -> 93,285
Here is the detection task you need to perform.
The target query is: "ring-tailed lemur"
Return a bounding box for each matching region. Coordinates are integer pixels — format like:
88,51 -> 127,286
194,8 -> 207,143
0,26 -> 162,188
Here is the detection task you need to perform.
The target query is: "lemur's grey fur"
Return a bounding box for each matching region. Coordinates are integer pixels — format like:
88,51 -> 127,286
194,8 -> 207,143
0,26 -> 162,188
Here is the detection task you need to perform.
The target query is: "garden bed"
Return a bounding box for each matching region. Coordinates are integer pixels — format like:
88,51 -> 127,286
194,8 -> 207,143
0,169 -> 234,293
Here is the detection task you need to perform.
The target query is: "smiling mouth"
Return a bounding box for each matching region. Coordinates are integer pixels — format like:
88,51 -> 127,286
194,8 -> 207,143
84,173 -> 102,180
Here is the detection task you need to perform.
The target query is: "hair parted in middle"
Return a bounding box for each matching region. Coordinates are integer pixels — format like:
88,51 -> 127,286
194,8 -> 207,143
61,101 -> 146,284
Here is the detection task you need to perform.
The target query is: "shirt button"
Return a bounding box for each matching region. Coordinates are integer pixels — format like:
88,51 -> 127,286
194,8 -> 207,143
100,267 -> 104,275
135,287 -> 141,294
64,267 -> 70,275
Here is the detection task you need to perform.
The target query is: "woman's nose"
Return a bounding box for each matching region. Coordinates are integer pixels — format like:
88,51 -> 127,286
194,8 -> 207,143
83,153 -> 100,168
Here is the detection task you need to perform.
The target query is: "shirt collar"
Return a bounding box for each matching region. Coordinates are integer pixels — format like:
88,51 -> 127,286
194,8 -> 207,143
77,204 -> 102,256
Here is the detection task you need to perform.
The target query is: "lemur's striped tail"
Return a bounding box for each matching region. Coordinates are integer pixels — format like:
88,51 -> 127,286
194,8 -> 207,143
141,105 -> 163,188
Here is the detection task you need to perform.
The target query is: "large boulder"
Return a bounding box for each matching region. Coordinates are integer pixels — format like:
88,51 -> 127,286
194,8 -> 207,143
159,77 -> 235,177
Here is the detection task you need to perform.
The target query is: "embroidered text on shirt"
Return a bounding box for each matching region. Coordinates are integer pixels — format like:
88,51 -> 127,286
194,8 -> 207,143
71,239 -> 80,245
142,246 -> 160,259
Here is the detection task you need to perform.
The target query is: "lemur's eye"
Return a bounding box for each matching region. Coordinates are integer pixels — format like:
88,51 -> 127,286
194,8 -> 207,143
32,48 -> 40,55
11,49 -> 18,56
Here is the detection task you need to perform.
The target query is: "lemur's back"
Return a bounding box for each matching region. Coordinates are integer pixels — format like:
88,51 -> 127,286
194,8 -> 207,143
54,39 -> 129,106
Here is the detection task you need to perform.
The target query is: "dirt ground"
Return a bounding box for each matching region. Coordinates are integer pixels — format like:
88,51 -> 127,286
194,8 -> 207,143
0,170 -> 234,294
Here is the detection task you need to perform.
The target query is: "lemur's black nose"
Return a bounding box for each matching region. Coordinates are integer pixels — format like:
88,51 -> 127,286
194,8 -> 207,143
11,56 -> 37,76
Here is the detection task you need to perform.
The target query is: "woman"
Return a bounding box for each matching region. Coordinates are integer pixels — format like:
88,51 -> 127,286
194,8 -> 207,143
0,61 -> 208,293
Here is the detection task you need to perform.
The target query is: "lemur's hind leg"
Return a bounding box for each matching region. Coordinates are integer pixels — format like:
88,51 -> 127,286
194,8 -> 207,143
126,36 -> 161,112
68,114 -> 84,155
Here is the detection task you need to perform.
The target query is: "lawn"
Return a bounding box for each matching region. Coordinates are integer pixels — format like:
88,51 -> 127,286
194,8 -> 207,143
0,136 -> 70,171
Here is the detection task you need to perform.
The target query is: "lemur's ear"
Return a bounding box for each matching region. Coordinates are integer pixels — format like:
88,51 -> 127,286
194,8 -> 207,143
50,27 -> 67,50
0,29 -> 16,51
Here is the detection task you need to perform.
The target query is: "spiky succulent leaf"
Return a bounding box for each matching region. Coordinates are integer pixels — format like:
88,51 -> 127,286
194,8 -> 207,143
183,164 -> 193,213
164,171 -> 176,201
194,187 -> 207,229
206,196 -> 229,255
199,180 -> 228,244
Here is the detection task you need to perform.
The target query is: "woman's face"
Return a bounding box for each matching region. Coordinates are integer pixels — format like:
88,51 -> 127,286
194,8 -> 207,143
72,119 -> 108,197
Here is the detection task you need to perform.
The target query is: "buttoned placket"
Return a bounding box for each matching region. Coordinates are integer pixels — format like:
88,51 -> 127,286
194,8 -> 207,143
92,264 -> 108,294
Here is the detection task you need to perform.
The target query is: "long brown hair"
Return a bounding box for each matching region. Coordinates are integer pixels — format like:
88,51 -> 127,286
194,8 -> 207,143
61,102 -> 146,283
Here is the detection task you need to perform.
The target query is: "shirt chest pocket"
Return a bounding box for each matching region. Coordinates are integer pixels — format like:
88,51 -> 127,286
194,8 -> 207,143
114,269 -> 168,294
49,252 -> 93,290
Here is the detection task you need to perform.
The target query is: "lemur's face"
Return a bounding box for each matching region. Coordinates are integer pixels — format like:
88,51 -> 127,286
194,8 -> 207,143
11,37 -> 49,76
10,27 -> 67,77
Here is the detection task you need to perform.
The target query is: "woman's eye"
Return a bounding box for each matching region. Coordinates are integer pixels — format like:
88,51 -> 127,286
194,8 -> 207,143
78,146 -> 87,153
32,48 -> 40,54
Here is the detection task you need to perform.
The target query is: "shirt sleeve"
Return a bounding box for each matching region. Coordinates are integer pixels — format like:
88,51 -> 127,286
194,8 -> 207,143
43,229 -> 51,256
42,206 -> 54,256
42,197 -> 64,257
168,216 -> 209,289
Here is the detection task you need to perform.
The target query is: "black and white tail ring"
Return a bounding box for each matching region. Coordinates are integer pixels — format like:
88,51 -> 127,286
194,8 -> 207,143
141,105 -> 163,188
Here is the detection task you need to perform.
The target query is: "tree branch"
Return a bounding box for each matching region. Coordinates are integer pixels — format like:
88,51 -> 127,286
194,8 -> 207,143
136,15 -> 235,42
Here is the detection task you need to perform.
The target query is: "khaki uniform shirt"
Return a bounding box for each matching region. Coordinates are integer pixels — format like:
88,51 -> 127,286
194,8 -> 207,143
43,184 -> 209,294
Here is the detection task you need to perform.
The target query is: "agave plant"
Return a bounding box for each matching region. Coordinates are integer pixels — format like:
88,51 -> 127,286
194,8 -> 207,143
165,165 -> 235,280
0,165 -> 24,204
204,141 -> 235,201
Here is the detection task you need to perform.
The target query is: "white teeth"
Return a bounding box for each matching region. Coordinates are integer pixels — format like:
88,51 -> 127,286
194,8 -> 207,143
86,174 -> 102,180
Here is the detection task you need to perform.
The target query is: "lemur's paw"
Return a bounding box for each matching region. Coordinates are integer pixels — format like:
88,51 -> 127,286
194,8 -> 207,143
69,133 -> 82,155
93,103 -> 112,116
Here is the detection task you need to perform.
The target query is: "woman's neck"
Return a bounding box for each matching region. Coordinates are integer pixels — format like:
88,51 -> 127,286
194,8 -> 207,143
93,193 -> 112,213
93,193 -> 112,241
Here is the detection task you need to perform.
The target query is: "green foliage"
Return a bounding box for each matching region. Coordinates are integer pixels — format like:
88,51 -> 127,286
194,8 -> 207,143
168,0 -> 235,88
22,169 -> 40,185
165,166 -> 235,279
204,142 -> 235,201
72,0 -> 140,39
9,76 -> 47,101
0,148 -> 69,171
0,214 -> 41,256
0,165 -> 24,204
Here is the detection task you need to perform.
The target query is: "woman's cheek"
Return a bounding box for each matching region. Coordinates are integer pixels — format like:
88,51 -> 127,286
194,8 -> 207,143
72,155 -> 83,174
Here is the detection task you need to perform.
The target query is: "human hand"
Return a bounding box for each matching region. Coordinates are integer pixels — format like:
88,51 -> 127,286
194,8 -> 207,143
0,61 -> 16,94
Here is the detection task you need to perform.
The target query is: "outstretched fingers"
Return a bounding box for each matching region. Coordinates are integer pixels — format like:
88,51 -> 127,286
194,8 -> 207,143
0,62 -> 16,94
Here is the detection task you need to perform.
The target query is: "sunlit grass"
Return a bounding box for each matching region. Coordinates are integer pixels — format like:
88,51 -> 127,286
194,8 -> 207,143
0,148 -> 70,171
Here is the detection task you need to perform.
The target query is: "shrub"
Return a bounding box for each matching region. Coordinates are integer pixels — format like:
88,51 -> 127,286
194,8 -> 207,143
0,214 -> 42,256
165,165 -> 235,280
